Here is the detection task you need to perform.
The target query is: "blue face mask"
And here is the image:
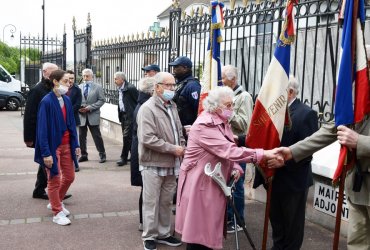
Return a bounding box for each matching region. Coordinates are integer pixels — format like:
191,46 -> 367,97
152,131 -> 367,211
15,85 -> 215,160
162,89 -> 175,101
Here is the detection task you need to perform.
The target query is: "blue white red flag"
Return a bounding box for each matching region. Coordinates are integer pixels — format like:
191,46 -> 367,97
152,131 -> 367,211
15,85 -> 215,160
333,0 -> 370,185
198,0 -> 224,114
246,0 -> 297,179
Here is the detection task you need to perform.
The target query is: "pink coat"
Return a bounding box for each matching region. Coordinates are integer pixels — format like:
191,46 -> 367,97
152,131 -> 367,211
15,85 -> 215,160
175,111 -> 263,249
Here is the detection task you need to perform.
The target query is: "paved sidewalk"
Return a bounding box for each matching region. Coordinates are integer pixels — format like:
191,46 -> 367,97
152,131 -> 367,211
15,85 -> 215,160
0,110 -> 346,249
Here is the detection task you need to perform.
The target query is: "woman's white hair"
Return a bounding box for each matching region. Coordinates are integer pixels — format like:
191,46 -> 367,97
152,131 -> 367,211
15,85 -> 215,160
203,86 -> 234,113
138,77 -> 156,94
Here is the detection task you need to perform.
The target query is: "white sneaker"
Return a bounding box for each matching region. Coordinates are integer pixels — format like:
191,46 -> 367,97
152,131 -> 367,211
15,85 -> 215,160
47,202 -> 70,216
52,211 -> 71,226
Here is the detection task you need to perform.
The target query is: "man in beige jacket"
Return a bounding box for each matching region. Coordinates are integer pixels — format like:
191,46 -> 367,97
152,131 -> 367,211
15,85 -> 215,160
137,72 -> 185,250
221,65 -> 254,232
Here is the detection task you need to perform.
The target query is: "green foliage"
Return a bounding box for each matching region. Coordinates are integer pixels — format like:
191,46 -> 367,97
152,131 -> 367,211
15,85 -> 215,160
0,42 -> 41,74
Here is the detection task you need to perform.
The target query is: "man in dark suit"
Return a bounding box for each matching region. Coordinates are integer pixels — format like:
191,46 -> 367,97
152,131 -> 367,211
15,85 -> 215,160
24,62 -> 58,199
78,68 -> 106,163
66,70 -> 82,172
114,71 -> 139,166
269,75 -> 318,250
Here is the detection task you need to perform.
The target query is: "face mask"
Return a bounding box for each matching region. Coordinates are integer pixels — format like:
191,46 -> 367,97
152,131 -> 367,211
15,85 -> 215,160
162,89 -> 175,101
219,108 -> 233,121
56,84 -> 69,95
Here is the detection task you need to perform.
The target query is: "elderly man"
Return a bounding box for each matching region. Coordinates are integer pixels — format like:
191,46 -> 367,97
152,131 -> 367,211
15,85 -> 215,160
78,68 -> 106,163
137,72 -> 184,250
274,46 -> 370,250
24,62 -> 58,200
221,65 -> 254,233
114,71 -> 138,166
142,64 -> 160,77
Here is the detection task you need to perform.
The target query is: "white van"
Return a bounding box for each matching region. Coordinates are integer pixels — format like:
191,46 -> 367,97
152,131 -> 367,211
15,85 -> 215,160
0,64 -> 26,93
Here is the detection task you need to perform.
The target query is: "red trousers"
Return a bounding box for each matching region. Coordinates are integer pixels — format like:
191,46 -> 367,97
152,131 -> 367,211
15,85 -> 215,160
45,144 -> 75,215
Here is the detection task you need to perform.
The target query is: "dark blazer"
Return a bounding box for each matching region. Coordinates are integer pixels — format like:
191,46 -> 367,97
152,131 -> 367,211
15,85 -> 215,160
23,78 -> 52,145
117,81 -> 139,122
67,83 -> 82,126
130,91 -> 151,186
273,99 -> 318,192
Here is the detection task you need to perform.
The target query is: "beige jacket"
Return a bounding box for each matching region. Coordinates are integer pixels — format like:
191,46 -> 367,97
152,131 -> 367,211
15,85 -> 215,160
137,95 -> 185,168
290,118 -> 370,206
229,85 -> 254,135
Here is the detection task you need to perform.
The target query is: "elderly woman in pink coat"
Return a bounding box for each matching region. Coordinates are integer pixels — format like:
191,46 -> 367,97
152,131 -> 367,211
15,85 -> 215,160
175,86 -> 281,250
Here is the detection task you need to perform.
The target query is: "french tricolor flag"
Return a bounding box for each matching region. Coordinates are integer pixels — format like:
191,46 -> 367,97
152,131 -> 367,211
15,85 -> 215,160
246,0 -> 297,180
198,1 -> 224,114
333,0 -> 370,185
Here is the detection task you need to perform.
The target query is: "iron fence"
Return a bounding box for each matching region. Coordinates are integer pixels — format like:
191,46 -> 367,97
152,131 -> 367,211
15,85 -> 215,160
74,0 -> 370,123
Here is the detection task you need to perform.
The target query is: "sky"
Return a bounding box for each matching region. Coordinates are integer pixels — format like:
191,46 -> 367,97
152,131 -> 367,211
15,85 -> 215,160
0,0 -> 172,60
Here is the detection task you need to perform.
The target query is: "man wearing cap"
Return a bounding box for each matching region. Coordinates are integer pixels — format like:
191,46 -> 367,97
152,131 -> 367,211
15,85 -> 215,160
169,56 -> 201,128
142,64 -> 160,77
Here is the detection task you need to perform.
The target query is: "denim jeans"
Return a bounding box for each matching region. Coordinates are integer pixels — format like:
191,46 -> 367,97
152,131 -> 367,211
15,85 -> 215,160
227,162 -> 246,224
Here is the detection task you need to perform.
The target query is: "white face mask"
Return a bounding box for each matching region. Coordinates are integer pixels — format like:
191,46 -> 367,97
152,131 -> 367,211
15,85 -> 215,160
56,84 -> 69,95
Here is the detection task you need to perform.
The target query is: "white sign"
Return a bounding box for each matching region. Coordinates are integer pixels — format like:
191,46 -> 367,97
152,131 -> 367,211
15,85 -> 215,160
313,182 -> 349,221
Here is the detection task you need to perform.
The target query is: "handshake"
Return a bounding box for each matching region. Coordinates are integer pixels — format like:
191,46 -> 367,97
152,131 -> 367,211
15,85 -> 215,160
261,147 -> 293,169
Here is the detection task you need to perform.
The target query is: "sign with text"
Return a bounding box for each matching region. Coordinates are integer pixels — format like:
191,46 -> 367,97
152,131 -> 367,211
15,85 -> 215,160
313,182 -> 349,221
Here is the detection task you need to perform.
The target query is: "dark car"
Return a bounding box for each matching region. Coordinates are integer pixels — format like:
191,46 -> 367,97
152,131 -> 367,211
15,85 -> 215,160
0,90 -> 25,111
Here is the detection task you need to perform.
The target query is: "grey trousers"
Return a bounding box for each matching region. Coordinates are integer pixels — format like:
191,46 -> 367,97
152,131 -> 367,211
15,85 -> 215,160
347,199 -> 370,250
141,169 -> 177,241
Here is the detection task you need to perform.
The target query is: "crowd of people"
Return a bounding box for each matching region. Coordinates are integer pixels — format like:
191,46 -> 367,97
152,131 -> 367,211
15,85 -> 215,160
22,53 -> 370,250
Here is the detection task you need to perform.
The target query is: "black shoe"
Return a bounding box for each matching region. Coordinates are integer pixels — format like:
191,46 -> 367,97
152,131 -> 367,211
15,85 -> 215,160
78,156 -> 88,162
63,194 -> 72,200
99,156 -> 106,163
143,240 -> 157,250
33,192 -> 48,200
157,236 -> 182,247
75,167 -> 80,172
116,159 -> 127,166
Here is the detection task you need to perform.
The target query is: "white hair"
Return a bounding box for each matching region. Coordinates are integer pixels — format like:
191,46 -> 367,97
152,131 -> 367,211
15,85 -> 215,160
114,71 -> 126,81
138,77 -> 156,94
203,86 -> 234,113
154,72 -> 173,84
288,75 -> 300,96
42,62 -> 58,70
82,68 -> 93,76
222,65 -> 238,81
366,45 -> 370,60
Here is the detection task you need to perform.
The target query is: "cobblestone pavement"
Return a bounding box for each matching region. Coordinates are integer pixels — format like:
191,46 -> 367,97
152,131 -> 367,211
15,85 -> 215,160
0,110 -> 346,250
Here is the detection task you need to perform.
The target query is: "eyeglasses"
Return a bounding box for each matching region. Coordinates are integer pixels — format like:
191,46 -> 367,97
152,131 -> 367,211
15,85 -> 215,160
221,102 -> 233,109
158,83 -> 176,88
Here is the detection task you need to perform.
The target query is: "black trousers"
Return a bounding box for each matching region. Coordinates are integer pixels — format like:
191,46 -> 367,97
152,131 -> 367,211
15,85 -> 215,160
33,165 -> 47,195
119,112 -> 132,161
186,243 -> 212,250
79,118 -> 106,158
269,189 -> 309,250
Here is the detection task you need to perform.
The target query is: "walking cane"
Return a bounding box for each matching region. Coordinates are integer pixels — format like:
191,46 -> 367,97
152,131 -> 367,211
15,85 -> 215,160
205,163 -> 257,250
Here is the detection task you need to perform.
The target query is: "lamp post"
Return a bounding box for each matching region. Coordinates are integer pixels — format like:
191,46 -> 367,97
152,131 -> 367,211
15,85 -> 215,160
2,24 -> 17,43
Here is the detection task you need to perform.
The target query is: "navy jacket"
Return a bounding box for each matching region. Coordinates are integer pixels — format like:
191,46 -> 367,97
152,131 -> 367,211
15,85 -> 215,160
67,83 -> 82,126
173,74 -> 201,126
34,92 -> 79,177
130,91 -> 151,186
273,99 -> 318,192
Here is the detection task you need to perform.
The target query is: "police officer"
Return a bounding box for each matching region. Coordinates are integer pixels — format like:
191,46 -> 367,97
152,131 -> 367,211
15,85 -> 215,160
169,56 -> 201,127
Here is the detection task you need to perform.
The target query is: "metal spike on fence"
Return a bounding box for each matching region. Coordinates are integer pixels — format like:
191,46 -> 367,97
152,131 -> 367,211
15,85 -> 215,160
72,17 -> 76,31
230,0 -> 236,10
181,11 -> 186,20
256,0 -> 261,4
172,0 -> 180,9
190,7 -> 195,17
199,6 -> 204,16
87,13 -> 91,26
151,31 -> 156,39
242,0 -> 249,7
136,32 -> 140,40
141,32 -> 145,40
64,24 -> 66,34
